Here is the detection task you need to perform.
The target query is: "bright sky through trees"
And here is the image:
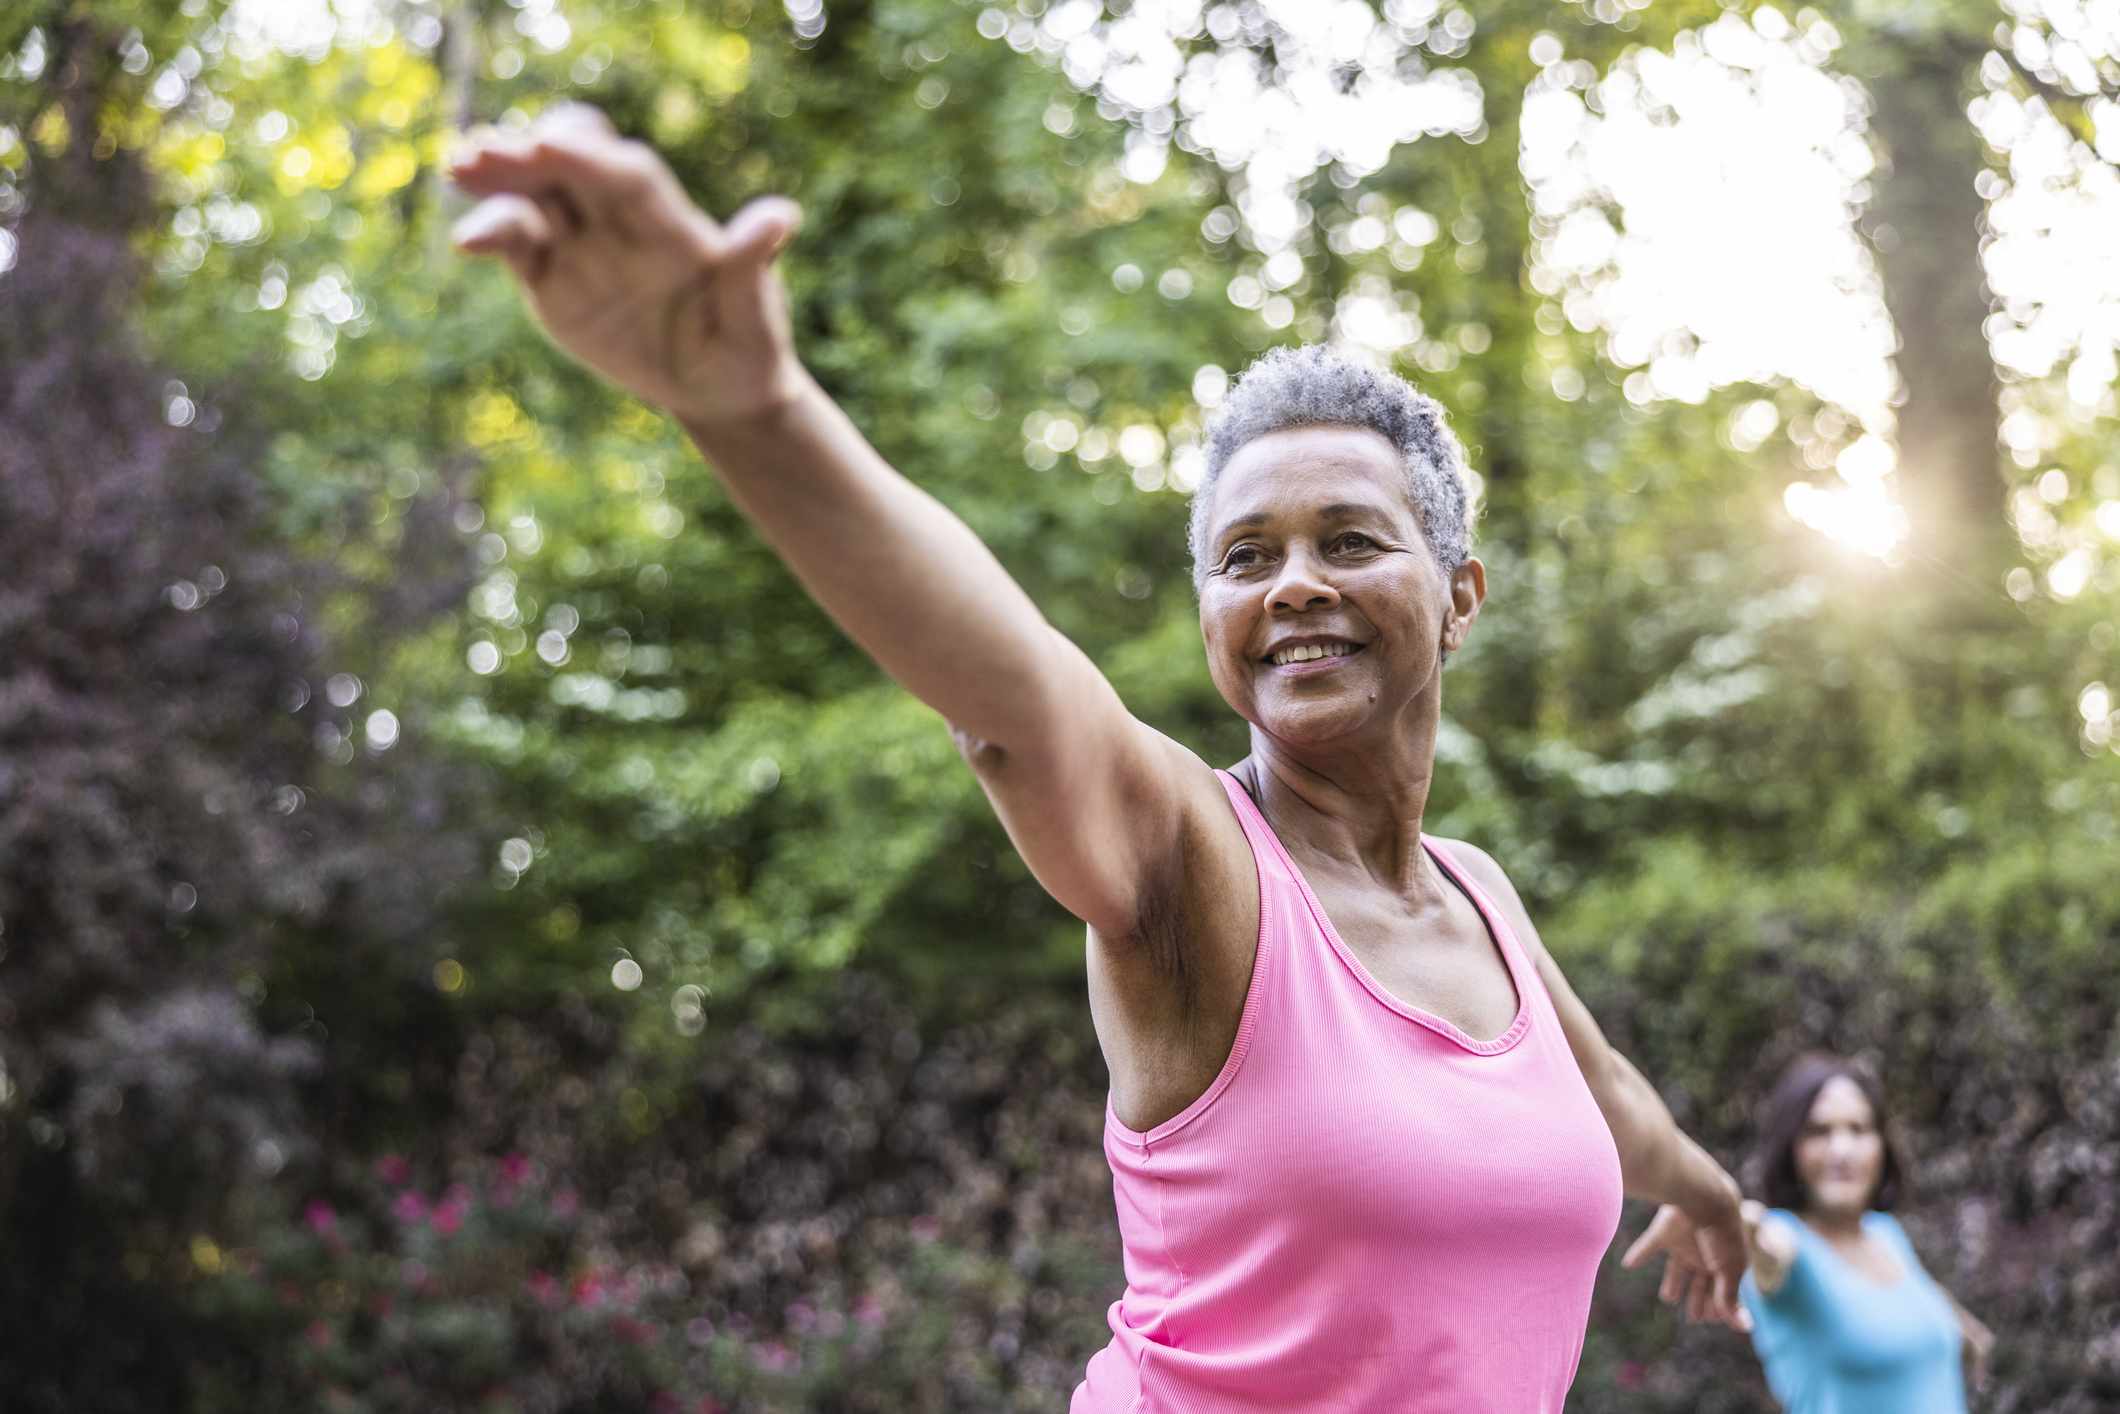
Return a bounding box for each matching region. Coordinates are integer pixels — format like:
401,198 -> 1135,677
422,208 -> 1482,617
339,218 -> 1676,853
200,0 -> 2120,569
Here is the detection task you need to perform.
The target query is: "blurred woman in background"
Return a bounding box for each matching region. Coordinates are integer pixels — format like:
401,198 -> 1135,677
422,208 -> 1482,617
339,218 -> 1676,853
1740,1055 -> 1994,1413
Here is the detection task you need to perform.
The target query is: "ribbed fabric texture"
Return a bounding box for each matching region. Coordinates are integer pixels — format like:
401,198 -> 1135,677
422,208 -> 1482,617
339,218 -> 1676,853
1072,771 -> 1623,1413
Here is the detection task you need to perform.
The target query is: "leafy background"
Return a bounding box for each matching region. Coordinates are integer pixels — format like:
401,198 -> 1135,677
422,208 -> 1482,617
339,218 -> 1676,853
3,0 -> 2119,1409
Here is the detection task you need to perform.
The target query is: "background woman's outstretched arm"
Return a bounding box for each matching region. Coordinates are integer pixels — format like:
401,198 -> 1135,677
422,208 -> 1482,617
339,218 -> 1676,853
1739,1199 -> 1799,1296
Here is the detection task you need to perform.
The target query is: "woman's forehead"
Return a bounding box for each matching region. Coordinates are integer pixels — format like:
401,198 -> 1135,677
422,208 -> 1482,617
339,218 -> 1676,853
1807,1075 -> 1876,1123
1210,425 -> 1411,535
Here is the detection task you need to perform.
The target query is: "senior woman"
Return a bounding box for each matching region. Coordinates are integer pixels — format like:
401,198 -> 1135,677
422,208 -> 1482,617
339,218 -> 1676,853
451,106 -> 1748,1411
1740,1056 -> 1994,1412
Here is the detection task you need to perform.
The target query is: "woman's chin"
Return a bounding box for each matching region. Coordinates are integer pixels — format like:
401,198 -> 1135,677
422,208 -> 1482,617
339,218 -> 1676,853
1253,698 -> 1391,750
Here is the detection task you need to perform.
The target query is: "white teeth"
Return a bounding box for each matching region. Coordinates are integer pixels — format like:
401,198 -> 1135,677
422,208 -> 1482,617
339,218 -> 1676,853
1271,642 -> 1358,666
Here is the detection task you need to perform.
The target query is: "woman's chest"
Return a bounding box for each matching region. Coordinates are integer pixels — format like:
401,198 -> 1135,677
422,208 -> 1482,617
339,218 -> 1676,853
1149,1012 -> 1620,1253
1300,868 -> 1522,1042
1780,1243 -> 1960,1373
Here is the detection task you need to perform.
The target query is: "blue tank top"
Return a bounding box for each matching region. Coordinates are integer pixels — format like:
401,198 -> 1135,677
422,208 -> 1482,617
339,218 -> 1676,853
1739,1210 -> 1964,1414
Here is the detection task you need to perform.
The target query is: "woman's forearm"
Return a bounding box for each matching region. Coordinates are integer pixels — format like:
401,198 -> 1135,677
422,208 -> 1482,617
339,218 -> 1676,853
679,374 -> 1106,755
1602,1049 -> 1741,1216
1742,1201 -> 1795,1295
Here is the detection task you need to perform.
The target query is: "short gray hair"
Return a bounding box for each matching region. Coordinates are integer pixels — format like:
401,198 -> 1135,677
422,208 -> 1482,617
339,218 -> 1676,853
1187,345 -> 1474,585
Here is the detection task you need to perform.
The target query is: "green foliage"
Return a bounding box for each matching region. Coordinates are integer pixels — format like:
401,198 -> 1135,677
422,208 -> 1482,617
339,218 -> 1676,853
8,0 -> 2120,1407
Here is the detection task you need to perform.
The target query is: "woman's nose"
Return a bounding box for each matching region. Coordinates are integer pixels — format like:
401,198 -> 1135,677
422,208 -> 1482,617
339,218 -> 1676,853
1267,548 -> 1341,613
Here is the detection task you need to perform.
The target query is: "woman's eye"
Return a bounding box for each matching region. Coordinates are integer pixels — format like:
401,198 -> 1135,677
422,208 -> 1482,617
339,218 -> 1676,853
1225,547 -> 1261,569
1338,534 -> 1374,551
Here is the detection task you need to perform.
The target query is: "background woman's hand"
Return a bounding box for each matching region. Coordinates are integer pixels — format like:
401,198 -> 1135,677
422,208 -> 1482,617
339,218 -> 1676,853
1623,1201 -> 1753,1331
450,105 -> 804,428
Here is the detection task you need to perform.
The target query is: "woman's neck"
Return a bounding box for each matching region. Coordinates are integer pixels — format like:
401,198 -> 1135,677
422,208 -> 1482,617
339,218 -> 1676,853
1798,1203 -> 1869,1243
1240,728 -> 1441,899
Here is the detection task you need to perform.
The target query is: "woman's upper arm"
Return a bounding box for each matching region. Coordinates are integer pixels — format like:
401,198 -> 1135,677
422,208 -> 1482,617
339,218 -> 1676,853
958,627 -> 1241,940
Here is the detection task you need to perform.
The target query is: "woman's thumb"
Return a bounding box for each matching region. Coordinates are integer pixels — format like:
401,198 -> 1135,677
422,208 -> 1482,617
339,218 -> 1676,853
724,196 -> 803,270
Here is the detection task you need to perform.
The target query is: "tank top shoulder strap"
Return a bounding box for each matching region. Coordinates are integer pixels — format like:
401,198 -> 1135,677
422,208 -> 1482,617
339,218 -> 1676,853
1419,839 -> 1534,975
1212,769 -> 1300,885
1419,837 -> 1552,1042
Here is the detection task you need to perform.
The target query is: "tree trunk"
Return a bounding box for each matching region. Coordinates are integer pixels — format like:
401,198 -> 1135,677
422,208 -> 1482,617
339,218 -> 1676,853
425,0 -> 483,261
1861,37 -> 2004,560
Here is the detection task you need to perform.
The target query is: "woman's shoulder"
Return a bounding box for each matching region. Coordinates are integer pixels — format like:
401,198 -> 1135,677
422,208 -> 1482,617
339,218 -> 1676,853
1425,839 -> 1540,943
1861,1210 -> 1928,1266
1744,1211 -> 1824,1317
1860,1209 -> 1914,1247
1760,1208 -> 1820,1259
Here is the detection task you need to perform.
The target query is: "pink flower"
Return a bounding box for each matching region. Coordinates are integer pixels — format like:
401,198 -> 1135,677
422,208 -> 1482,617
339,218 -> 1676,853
1616,1362 -> 1646,1389
392,1191 -> 430,1224
302,1198 -> 336,1234
432,1201 -> 465,1236
498,1152 -> 531,1184
526,1270 -> 561,1305
572,1274 -> 606,1310
551,1188 -> 580,1220
751,1340 -> 800,1375
399,1258 -> 427,1288
374,1153 -> 410,1186
785,1302 -> 814,1334
685,1317 -> 716,1346
909,1214 -> 940,1243
651,1395 -> 684,1414
853,1294 -> 887,1331
304,1321 -> 335,1350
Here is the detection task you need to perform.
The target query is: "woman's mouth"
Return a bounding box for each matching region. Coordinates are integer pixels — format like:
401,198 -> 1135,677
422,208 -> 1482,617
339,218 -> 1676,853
1267,642 -> 1362,667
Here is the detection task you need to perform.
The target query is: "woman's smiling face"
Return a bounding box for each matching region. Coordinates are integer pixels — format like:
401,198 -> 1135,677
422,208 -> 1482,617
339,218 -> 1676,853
1197,424 -> 1482,751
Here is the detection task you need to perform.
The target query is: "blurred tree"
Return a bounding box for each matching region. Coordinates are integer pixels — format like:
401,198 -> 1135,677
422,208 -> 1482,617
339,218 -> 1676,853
0,11 -> 483,1405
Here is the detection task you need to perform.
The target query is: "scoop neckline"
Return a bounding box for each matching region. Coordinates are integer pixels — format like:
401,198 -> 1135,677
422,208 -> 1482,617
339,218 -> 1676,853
1223,772 -> 1532,1056
1791,1210 -> 1907,1289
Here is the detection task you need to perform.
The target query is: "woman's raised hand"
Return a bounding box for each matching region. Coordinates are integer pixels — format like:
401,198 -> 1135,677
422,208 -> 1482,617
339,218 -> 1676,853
1622,1202 -> 1753,1330
450,105 -> 804,428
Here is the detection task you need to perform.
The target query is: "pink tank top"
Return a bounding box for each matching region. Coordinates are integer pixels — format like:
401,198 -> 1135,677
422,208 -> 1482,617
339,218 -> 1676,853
1073,772 -> 1623,1413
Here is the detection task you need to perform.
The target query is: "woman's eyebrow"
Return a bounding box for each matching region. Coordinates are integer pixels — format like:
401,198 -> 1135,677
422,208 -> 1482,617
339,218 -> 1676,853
1211,510 -> 1271,544
1315,501 -> 1394,522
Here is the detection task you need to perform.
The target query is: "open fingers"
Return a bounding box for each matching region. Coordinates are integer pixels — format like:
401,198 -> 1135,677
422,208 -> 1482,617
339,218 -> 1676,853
453,194 -> 554,282
451,116 -> 717,260
1659,1257 -> 1690,1308
1620,1204 -> 1678,1270
1710,1266 -> 1750,1331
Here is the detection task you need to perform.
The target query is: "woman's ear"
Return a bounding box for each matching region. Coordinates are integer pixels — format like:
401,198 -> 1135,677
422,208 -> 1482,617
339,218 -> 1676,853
1441,556 -> 1486,653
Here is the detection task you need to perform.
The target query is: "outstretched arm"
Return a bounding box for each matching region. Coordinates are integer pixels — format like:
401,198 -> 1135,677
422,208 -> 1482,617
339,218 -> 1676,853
1436,842 -> 1749,1330
1739,1199 -> 1798,1297
450,107 -> 1220,940
1946,1288 -> 1994,1386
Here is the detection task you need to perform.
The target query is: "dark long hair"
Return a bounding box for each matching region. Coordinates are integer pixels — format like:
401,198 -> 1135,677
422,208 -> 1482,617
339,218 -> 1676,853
1754,1054 -> 1906,1212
